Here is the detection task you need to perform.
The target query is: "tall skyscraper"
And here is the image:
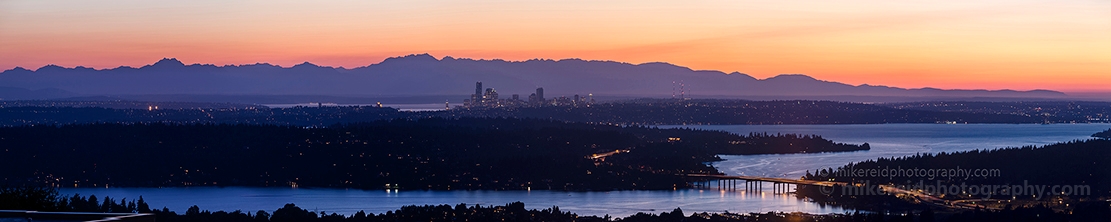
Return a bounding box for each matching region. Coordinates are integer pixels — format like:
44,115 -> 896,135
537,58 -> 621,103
475,82 -> 483,97
536,87 -> 544,102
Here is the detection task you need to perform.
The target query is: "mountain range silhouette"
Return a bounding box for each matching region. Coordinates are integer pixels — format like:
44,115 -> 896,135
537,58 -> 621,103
0,54 -> 1068,101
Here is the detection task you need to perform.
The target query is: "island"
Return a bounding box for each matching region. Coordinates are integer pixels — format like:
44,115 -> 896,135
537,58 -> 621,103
1094,128 -> 1111,139
713,133 -> 868,155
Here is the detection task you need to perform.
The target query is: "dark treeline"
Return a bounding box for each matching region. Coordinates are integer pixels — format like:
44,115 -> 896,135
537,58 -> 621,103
1094,128 -> 1111,139
4,186 -> 1107,222
797,139 -> 1111,213
1,186 -> 586,221
805,139 -> 1111,198
602,126 -> 869,155
887,101 -> 1111,123
0,118 -> 860,190
0,118 -> 705,190
6,99 -> 1105,127
722,133 -> 868,155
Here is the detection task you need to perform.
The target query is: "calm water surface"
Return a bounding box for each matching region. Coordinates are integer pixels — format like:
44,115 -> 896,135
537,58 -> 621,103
676,124 -> 1111,179
61,188 -> 832,217
64,124 -> 1110,216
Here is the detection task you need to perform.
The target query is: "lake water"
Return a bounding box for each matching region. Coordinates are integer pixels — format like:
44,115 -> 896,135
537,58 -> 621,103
62,123 -> 1111,217
678,124 -> 1111,179
60,188 -> 832,217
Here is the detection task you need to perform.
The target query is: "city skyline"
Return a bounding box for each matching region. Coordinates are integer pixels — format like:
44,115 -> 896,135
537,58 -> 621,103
2,1 -> 1109,93
465,81 -> 594,108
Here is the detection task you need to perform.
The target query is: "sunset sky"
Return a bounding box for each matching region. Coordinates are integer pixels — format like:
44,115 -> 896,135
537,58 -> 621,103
1,0 -> 1108,93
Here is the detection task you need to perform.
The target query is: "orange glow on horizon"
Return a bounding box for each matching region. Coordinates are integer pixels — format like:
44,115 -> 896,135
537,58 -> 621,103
1,0 -> 1108,93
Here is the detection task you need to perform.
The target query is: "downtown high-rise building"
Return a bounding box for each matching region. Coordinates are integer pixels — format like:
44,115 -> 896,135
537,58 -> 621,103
536,87 -> 544,102
475,82 -> 483,98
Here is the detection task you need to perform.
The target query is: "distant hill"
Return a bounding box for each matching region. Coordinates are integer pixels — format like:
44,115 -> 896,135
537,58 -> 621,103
0,86 -> 76,100
0,54 -> 1068,101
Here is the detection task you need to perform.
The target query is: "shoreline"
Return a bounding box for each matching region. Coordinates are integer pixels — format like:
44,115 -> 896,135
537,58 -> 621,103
55,186 -> 852,218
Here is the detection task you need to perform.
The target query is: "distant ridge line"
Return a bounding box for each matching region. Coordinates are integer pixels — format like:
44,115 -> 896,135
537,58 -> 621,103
0,54 -> 1069,101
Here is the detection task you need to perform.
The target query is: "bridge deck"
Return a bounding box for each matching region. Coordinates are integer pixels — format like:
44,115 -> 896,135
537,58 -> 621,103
684,174 -> 847,187
685,174 -> 995,211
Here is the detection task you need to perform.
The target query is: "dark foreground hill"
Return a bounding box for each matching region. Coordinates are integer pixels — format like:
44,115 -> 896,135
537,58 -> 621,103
0,118 -> 865,190
3,186 -> 1108,222
799,139 -> 1111,213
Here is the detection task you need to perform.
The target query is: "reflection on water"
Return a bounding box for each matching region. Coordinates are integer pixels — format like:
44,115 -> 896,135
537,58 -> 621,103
62,187 -> 844,217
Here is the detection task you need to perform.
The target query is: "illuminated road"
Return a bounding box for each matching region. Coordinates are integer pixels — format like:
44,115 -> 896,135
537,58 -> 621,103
588,149 -> 629,160
880,185 -> 998,210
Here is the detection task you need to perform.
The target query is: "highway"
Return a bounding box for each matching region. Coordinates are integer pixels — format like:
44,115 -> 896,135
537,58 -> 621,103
588,149 -> 629,160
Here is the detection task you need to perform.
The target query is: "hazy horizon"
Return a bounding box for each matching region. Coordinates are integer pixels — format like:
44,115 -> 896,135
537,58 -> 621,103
3,0 -> 1108,93
4,54 -> 1101,102
3,54 -> 1103,95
